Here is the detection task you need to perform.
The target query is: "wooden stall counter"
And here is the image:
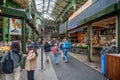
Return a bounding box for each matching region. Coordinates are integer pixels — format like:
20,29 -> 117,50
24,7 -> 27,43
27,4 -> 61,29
106,54 -> 120,80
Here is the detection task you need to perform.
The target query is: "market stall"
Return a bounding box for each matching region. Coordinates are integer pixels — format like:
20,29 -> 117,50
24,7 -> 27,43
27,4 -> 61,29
91,16 -> 117,56
69,27 -> 88,54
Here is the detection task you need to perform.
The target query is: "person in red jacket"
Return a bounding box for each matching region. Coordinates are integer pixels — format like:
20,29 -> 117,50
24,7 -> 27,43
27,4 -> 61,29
52,43 -> 59,64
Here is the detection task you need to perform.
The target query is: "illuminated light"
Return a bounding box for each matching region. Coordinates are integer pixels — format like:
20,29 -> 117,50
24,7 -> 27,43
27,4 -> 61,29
0,9 -> 2,13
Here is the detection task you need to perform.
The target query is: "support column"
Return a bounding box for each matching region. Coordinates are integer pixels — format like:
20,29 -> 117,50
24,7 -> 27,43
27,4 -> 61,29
2,17 -> 6,42
73,0 -> 76,12
87,23 -> 92,62
22,19 -> 26,54
8,18 -> 11,41
33,31 -> 35,41
66,21 -> 68,40
2,0 -> 6,42
118,11 -> 120,51
28,27 -> 31,38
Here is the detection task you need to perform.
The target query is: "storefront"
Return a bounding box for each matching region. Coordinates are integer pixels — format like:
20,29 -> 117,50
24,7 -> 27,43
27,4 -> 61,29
68,25 -> 88,55
91,16 -> 117,56
67,0 -> 118,62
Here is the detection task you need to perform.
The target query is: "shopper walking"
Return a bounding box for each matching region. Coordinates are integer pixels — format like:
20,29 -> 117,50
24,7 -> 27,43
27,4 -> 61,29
63,39 -> 70,63
52,43 -> 59,64
1,41 -> 23,80
25,45 -> 37,80
28,38 -> 35,47
44,41 -> 51,63
59,40 -> 64,59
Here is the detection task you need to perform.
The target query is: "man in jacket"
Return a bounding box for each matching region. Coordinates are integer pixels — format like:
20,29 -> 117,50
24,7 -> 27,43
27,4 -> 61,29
44,41 -> 51,62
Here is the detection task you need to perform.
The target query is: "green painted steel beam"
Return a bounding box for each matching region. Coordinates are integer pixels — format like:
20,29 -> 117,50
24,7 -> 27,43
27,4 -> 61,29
87,23 -> 91,62
56,0 -> 75,22
118,11 -> 120,51
73,0 -> 77,12
6,0 -> 20,8
8,18 -> 11,41
35,12 -> 43,21
43,0 -> 45,15
0,5 -> 26,19
28,27 -> 32,38
47,0 -> 50,13
2,0 -> 6,42
2,17 -> 6,42
22,19 -> 26,54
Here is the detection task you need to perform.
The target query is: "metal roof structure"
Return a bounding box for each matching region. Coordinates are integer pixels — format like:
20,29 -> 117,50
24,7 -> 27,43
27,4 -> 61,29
13,0 -> 88,22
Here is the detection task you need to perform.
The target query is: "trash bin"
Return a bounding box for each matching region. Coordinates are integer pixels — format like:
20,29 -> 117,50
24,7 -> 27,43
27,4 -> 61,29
101,54 -> 106,76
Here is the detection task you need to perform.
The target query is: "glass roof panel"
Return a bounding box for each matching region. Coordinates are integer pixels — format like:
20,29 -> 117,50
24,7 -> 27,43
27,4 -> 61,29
35,0 -> 58,20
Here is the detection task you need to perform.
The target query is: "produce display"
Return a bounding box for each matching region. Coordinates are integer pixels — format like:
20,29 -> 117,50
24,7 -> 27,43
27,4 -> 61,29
1,46 -> 11,53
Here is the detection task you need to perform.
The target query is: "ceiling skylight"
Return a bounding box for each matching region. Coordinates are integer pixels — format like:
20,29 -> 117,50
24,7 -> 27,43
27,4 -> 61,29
35,0 -> 57,20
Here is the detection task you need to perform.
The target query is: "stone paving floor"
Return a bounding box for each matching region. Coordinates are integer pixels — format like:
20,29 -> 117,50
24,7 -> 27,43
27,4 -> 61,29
50,53 -> 106,80
69,52 -> 102,73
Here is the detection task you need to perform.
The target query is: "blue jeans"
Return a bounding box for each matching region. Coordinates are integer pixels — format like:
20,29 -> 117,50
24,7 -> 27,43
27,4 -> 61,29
54,53 -> 58,64
64,49 -> 69,61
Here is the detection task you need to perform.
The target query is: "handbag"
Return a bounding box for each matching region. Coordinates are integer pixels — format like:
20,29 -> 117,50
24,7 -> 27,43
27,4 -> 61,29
2,51 -> 14,74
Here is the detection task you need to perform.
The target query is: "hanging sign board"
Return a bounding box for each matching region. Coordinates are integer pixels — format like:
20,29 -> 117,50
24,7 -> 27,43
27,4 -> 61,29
10,19 -> 22,35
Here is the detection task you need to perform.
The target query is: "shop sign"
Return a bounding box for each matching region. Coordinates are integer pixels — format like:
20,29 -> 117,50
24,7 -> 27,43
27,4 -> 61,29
68,23 -> 77,30
10,19 -> 22,35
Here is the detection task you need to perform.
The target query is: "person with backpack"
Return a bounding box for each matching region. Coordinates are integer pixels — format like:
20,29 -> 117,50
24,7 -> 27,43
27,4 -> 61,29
63,39 -> 70,63
59,40 -> 64,59
1,41 -> 23,80
52,43 -> 59,64
25,45 -> 37,80
44,41 -> 51,63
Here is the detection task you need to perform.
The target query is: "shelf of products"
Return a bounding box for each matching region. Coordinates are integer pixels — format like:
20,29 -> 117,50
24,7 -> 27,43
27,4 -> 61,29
69,31 -> 87,43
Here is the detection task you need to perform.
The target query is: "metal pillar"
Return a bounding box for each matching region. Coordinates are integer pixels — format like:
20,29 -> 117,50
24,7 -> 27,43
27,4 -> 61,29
73,0 -> 76,12
66,21 -> 68,40
2,17 -> 6,42
87,23 -> 91,62
22,19 -> 26,54
118,11 -> 120,52
8,18 -> 11,41
2,0 -> 6,42
40,23 -> 44,70
28,27 -> 31,38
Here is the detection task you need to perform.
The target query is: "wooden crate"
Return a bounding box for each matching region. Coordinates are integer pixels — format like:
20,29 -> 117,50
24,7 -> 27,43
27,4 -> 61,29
106,54 -> 120,80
